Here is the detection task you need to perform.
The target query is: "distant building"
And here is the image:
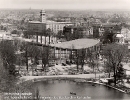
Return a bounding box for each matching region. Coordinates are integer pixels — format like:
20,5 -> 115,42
92,24 -> 102,38
121,27 -> 130,40
1,23 -> 17,31
27,9 -> 73,43
0,30 -> 12,40
28,9 -> 46,36
46,21 -> 73,34
93,23 -> 122,39
63,25 -> 93,40
53,17 -> 72,22
28,21 -> 46,35
113,34 -> 125,44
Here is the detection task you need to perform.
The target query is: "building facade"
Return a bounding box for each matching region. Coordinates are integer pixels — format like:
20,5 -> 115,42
46,21 -> 73,34
27,9 -> 74,42
92,23 -> 122,39
63,25 -> 93,40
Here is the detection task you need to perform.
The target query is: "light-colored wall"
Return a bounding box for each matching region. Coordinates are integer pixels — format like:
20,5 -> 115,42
46,22 -> 73,34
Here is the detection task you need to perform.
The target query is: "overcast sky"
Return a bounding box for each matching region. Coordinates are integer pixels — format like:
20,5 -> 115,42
0,0 -> 130,10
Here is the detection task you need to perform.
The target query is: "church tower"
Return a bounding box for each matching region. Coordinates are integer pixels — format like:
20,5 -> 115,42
40,9 -> 46,23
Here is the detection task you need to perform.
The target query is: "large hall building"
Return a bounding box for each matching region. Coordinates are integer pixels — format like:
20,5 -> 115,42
27,10 -> 101,65
28,9 -> 73,43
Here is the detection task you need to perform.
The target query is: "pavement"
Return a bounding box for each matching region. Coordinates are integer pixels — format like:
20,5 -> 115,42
18,63 -> 105,82
20,73 -> 104,82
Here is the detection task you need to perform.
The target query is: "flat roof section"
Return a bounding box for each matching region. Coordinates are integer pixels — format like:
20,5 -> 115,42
50,38 -> 100,49
29,20 -> 73,24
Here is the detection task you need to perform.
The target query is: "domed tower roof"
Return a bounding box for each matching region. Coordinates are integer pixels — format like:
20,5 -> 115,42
113,34 -> 124,38
40,9 -> 46,13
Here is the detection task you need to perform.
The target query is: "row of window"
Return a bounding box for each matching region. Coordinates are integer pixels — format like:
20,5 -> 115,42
47,24 -> 64,30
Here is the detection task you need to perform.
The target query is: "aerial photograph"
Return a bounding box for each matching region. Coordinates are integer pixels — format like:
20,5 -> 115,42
0,0 -> 130,100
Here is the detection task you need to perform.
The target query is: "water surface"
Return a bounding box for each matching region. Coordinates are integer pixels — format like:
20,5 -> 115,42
32,80 -> 130,100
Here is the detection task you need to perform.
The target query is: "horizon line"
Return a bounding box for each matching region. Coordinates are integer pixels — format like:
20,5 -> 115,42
0,8 -> 130,11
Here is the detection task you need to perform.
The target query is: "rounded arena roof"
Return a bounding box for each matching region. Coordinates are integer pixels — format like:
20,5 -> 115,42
50,38 -> 100,49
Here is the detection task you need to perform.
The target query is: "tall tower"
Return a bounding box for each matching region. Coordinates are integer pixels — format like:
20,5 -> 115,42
40,9 -> 46,23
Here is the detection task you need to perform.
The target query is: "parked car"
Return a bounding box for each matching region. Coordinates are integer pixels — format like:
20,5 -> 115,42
66,60 -> 71,65
62,63 -> 67,66
15,70 -> 22,77
70,60 -> 75,64
77,71 -> 83,74
57,71 -> 63,75
32,71 -> 38,76
68,71 -> 76,75
84,71 -> 90,74
99,78 -> 108,83
48,71 -> 56,75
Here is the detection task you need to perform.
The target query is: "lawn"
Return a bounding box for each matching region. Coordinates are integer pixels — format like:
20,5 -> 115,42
50,38 -> 100,49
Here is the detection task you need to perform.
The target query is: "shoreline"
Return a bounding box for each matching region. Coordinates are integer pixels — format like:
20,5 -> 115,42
88,81 -> 128,94
19,74 -> 129,94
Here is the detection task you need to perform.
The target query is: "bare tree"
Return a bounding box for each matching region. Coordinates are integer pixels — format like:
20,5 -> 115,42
42,46 -> 51,73
104,59 -> 113,78
86,48 -> 99,79
79,49 -> 86,72
46,28 -> 52,44
0,40 -> 18,92
0,40 -> 16,75
103,43 -> 128,86
56,30 -> 64,40
87,49 -> 95,72
19,42 -> 40,71
72,48 -> 86,72
75,50 -> 79,72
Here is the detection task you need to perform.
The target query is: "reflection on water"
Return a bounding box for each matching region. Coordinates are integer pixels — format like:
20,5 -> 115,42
32,80 -> 130,100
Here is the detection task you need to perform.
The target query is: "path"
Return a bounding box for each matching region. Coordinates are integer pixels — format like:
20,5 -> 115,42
20,73 -> 104,82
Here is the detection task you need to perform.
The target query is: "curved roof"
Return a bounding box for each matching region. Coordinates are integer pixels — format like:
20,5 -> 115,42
113,34 -> 124,38
116,34 -> 124,38
40,9 -> 46,13
50,38 -> 100,49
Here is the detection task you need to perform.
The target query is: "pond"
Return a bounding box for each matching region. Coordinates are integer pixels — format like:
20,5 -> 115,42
32,79 -> 130,100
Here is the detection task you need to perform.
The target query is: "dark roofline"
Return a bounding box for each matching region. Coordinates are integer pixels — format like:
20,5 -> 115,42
64,25 -> 89,29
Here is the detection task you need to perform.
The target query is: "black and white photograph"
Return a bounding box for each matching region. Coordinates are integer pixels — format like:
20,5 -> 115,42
0,0 -> 130,100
